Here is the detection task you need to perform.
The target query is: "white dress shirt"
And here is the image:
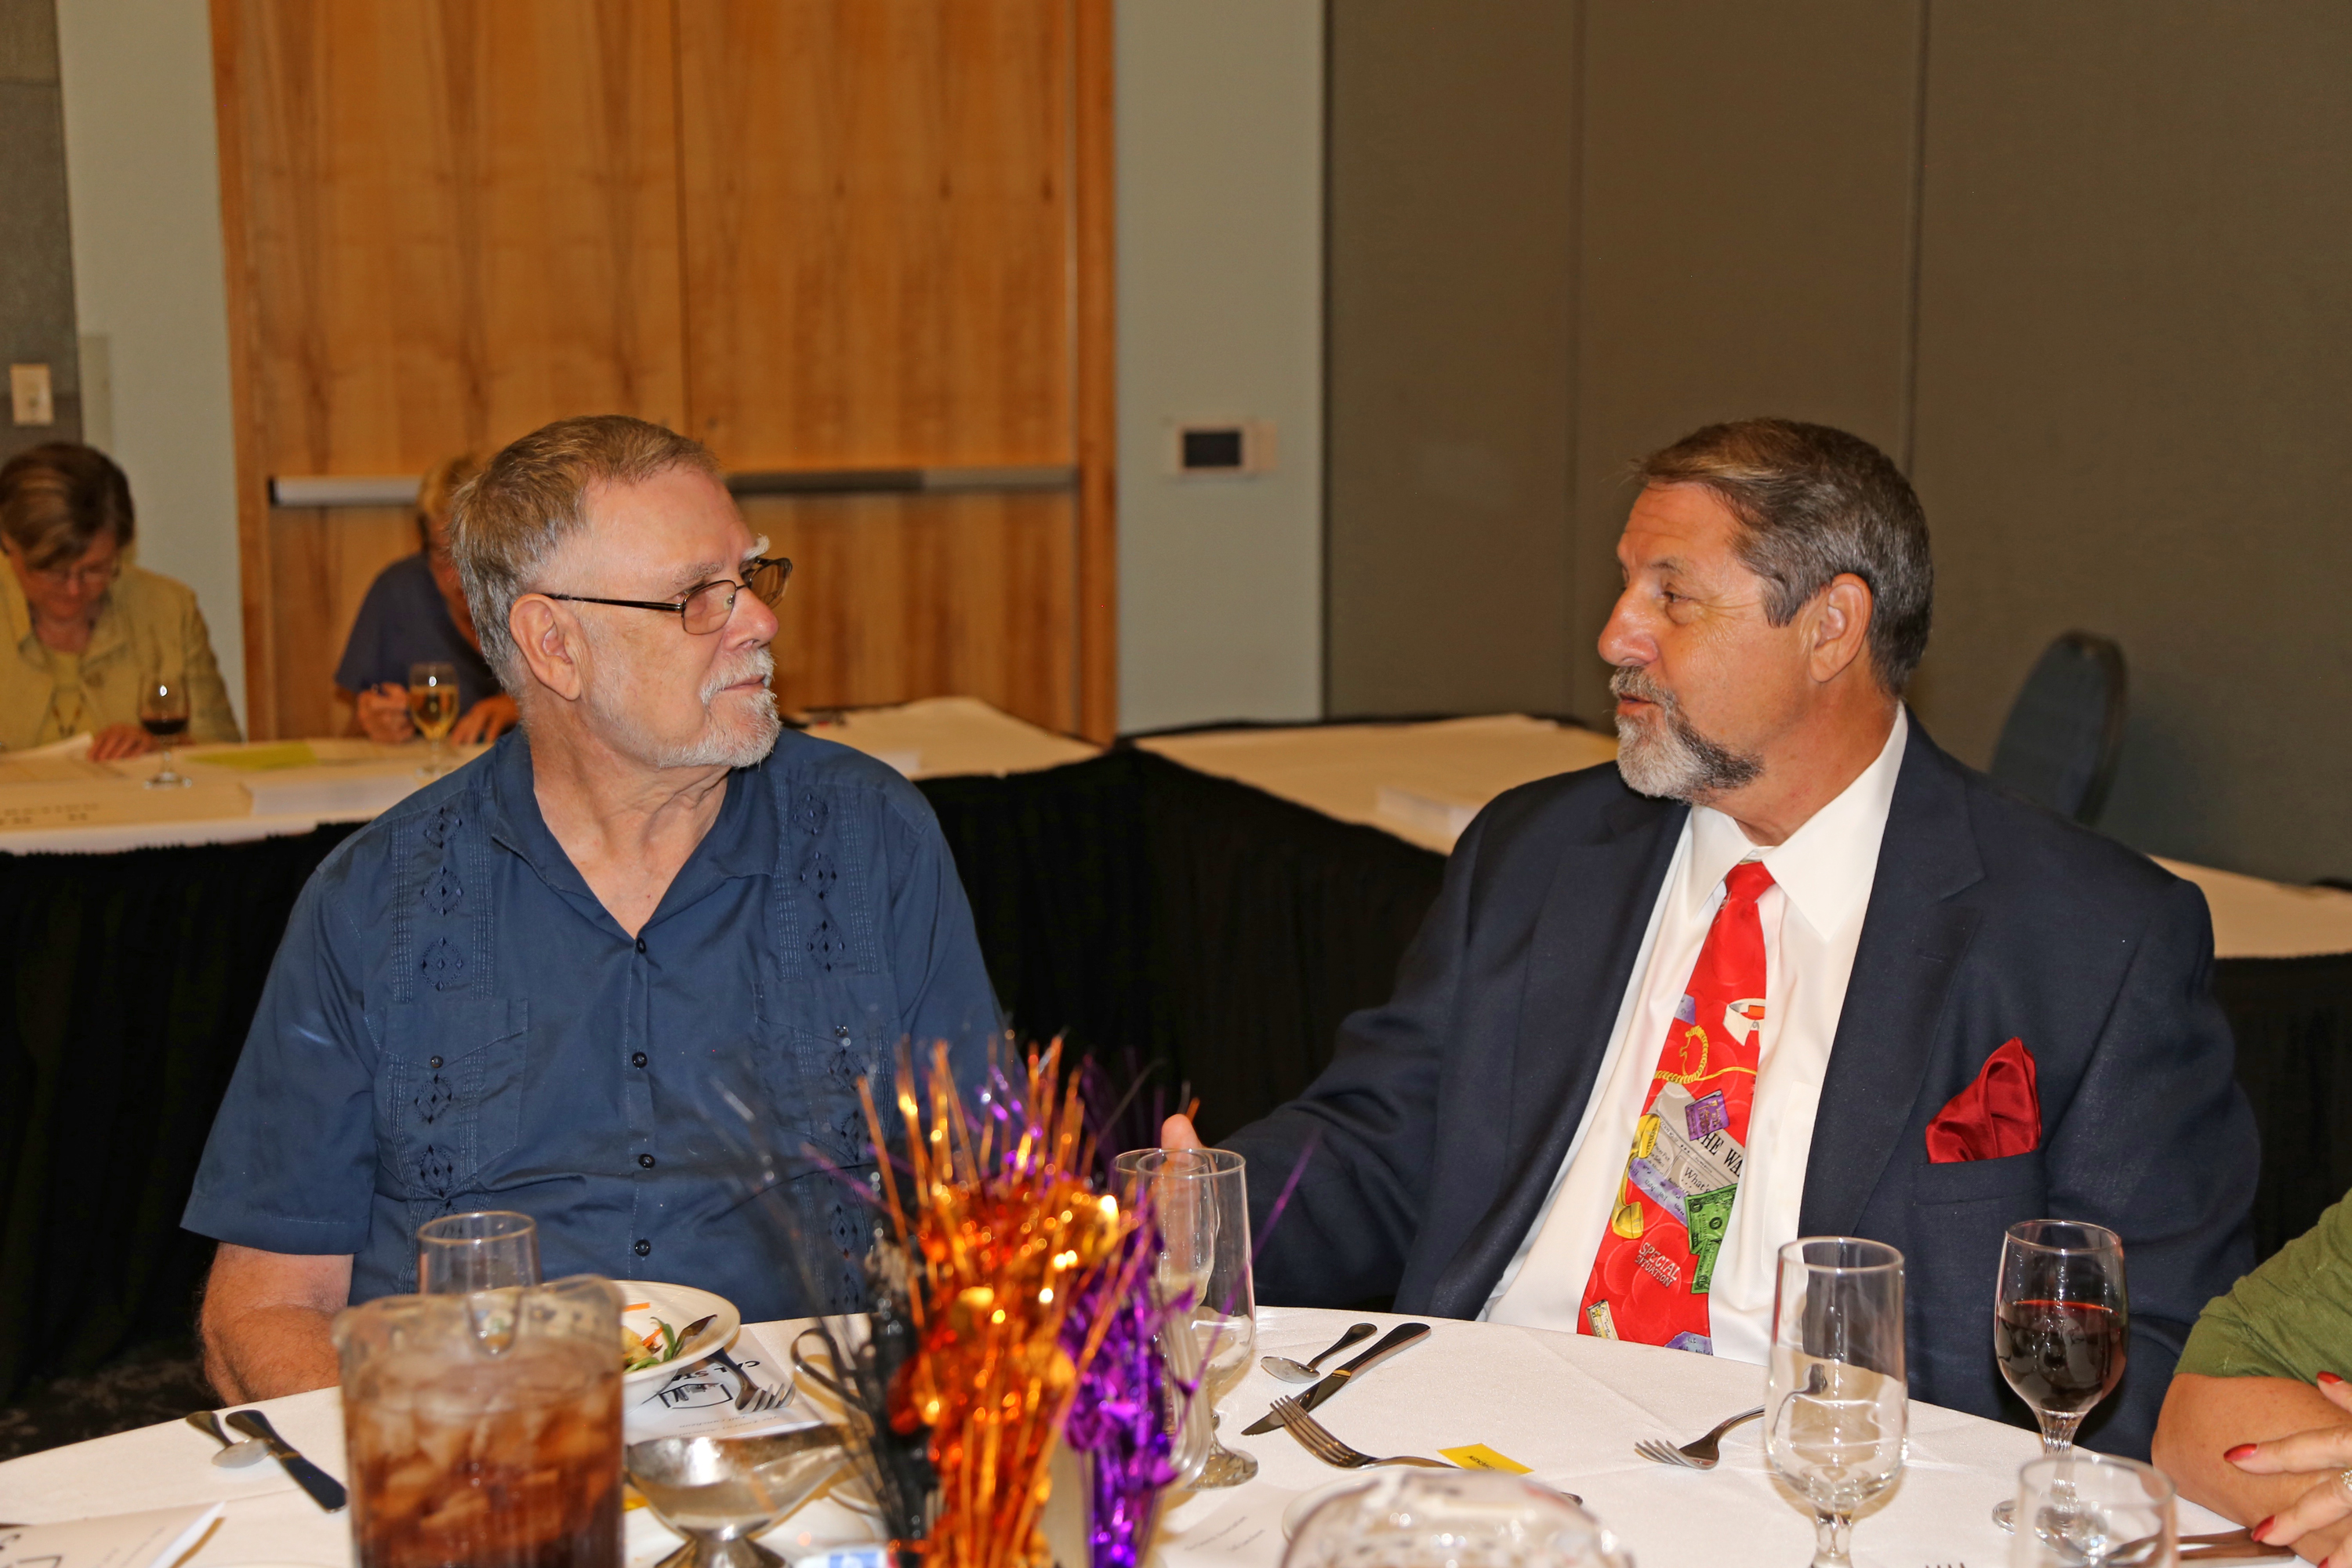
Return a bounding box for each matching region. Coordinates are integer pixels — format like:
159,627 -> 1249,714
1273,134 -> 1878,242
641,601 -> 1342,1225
1484,707 -> 1910,1362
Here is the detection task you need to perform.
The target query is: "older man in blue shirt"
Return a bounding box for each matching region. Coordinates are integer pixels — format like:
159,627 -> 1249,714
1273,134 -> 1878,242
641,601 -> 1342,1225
184,415 -> 1000,1401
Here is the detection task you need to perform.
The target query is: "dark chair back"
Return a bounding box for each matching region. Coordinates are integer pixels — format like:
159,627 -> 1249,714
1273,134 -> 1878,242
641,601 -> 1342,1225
1989,632 -> 2128,825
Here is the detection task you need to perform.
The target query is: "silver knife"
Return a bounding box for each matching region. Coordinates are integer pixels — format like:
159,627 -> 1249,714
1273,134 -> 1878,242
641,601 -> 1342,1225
226,1409 -> 349,1512
1243,1321 -> 1430,1435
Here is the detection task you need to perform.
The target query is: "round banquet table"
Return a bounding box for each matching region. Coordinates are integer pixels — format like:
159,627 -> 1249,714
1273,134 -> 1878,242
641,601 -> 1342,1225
0,1306 -> 2246,1568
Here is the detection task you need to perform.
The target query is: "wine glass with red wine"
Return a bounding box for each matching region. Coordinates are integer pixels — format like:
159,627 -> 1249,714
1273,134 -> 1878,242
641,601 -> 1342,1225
140,677 -> 192,789
1990,1219 -> 2128,1530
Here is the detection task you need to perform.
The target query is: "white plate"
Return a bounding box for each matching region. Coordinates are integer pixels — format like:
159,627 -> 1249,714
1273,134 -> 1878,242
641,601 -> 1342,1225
619,1281 -> 741,1388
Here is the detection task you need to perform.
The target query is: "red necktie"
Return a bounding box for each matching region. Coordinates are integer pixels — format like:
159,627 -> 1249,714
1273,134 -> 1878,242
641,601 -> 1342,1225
1579,859 -> 1773,1352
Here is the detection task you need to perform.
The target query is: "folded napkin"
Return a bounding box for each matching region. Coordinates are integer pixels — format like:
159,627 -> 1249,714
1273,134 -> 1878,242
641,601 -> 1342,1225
1925,1037 -> 2041,1162
0,1502 -> 222,1568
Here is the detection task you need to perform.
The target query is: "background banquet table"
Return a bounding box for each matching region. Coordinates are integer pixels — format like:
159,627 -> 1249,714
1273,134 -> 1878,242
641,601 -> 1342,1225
0,1305 -> 2249,1567
3,697 -> 2347,1416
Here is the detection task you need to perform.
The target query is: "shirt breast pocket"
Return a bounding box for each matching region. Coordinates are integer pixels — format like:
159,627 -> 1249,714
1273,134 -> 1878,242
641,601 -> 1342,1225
379,996 -> 530,1205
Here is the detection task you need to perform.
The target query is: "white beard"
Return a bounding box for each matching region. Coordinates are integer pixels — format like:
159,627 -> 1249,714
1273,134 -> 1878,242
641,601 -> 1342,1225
1610,666 -> 1763,800
586,648 -> 782,770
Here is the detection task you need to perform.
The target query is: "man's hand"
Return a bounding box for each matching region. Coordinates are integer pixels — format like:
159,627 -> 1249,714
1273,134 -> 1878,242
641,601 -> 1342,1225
199,1243 -> 352,1403
450,692 -> 519,745
87,721 -> 158,762
1160,1114 -> 1205,1150
354,683 -> 415,744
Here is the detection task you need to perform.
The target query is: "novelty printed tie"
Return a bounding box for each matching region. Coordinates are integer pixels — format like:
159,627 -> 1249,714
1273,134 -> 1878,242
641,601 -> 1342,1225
1578,858 -> 1773,1353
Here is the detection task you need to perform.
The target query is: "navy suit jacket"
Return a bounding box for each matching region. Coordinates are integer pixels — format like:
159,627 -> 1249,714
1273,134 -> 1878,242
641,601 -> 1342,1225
1225,720 -> 2258,1458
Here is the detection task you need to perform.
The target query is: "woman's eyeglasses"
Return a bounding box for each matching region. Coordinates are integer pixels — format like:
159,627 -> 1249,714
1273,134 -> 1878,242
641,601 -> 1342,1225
543,557 -> 793,635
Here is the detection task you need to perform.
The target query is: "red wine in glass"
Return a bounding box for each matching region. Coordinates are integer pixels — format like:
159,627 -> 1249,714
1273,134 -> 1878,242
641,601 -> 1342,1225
1991,1219 -> 2129,1530
140,678 -> 192,788
1994,1298 -> 2126,1414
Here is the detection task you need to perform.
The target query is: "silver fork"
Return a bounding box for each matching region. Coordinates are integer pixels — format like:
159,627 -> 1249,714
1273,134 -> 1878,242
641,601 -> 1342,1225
710,1345 -> 789,1413
1269,1396 -> 1454,1469
1632,1404 -> 1764,1470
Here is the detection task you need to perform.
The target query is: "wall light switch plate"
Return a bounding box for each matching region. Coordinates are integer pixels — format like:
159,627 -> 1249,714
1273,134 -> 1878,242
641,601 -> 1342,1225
1167,418 -> 1276,477
10,364 -> 54,426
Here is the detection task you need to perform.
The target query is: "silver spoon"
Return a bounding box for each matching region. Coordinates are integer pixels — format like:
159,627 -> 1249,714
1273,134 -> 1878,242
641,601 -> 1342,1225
184,1408 -> 269,1468
1261,1322 -> 1377,1384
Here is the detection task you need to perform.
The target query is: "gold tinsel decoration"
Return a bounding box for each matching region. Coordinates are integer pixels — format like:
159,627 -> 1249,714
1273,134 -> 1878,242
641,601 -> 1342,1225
864,1040 -> 1138,1568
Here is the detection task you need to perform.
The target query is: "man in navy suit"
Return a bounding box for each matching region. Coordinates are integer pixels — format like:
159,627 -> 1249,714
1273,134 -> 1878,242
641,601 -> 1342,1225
1163,419 -> 2256,1458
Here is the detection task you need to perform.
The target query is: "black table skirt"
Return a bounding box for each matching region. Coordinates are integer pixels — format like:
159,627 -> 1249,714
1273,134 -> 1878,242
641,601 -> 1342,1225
2,750 -> 2343,1400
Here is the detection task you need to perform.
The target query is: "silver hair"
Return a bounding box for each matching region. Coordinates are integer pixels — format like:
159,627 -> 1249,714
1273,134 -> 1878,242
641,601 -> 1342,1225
449,415 -> 722,691
1637,419 -> 1933,693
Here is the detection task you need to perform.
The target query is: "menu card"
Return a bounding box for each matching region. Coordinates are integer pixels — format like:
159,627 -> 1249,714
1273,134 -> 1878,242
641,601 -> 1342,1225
0,1503 -> 223,1568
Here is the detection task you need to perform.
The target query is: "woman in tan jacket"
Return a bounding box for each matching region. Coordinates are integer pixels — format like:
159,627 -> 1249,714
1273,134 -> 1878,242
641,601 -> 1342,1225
1,442 -> 239,756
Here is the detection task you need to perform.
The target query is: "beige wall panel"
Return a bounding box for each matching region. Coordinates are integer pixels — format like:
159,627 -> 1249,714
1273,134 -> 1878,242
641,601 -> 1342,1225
1906,3 -> 2352,881
1570,0 -> 1923,723
745,492 -> 1077,735
677,0 -> 1074,468
1323,0 -> 1578,720
263,503 -> 416,739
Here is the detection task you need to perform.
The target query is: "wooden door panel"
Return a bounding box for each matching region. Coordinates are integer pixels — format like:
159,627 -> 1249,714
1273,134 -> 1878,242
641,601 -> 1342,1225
677,0 -> 1075,466
217,0 -> 685,467
215,0 -> 688,735
749,493 -> 1077,734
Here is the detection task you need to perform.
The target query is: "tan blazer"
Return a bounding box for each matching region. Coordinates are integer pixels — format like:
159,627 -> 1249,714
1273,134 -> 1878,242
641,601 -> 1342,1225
1,564 -> 241,750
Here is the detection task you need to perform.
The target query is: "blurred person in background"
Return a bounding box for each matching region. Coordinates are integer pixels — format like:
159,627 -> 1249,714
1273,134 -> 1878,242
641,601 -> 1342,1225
0,441 -> 239,756
334,453 -> 519,745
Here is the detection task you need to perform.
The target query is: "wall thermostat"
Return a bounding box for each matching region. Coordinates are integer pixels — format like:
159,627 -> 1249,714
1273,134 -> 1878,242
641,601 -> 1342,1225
1167,419 -> 1276,477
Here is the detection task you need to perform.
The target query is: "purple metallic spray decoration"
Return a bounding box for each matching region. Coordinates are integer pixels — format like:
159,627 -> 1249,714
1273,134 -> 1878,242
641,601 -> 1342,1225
1059,1221 -> 1179,1568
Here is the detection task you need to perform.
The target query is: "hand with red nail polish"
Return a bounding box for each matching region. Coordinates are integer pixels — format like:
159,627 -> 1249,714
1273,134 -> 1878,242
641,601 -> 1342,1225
2212,1373 -> 2352,1553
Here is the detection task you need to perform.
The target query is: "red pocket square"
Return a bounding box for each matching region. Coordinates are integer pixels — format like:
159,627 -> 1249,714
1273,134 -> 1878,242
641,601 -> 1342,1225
1926,1037 -> 2042,1163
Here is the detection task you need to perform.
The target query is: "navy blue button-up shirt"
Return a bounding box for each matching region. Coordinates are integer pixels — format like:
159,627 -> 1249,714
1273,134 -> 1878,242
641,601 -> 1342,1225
183,728 -> 1000,1319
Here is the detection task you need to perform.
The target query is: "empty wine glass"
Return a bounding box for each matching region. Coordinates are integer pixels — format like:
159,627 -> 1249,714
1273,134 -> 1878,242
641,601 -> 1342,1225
1116,1147 -> 1258,1486
140,677 -> 191,788
1992,1221 -> 2129,1530
408,660 -> 459,778
1766,1236 -> 1908,1568
417,1210 -> 540,1294
2010,1452 -> 2175,1567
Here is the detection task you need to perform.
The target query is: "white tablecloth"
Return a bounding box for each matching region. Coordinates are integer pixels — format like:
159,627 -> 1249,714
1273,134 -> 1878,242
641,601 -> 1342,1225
0,1307 -> 2244,1568
0,698 -> 1099,855
1142,716 -> 2352,962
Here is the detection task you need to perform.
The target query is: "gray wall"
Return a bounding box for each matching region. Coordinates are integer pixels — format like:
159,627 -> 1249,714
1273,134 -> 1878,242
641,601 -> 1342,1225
1327,0 -> 2352,883
0,0 -> 80,460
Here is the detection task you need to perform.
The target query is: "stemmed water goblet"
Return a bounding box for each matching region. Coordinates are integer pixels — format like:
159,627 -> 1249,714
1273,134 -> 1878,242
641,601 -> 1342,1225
1765,1236 -> 1908,1568
1116,1147 -> 1258,1487
140,677 -> 191,787
1991,1221 -> 2129,1531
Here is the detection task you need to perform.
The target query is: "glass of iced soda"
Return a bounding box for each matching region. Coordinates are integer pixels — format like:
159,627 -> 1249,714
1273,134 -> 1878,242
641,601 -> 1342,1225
334,1274 -> 624,1568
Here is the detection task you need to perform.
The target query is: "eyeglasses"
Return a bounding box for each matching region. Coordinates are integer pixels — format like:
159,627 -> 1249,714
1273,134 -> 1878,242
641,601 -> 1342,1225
24,556 -> 120,592
544,557 -> 792,635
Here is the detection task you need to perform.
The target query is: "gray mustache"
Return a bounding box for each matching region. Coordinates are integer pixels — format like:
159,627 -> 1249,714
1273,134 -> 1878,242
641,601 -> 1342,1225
702,649 -> 775,703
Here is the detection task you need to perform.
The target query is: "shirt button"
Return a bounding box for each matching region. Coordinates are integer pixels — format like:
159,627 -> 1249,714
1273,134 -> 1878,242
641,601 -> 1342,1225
428,1055 -> 442,1069
635,936 -> 647,954
638,1153 -> 656,1169
631,1051 -> 648,1069
633,1239 -> 652,1258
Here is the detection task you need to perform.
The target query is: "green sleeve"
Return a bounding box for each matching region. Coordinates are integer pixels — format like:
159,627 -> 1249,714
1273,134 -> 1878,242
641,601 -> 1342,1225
2177,1192 -> 2352,1380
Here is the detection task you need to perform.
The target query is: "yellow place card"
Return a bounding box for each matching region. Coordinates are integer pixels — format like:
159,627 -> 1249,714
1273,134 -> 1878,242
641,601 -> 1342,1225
1439,1443 -> 1532,1473
194,741 -> 320,771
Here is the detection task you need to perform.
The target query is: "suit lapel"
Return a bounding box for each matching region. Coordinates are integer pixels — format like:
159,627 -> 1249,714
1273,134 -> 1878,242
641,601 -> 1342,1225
1798,728 -> 1987,1237
1428,793 -> 1683,1316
